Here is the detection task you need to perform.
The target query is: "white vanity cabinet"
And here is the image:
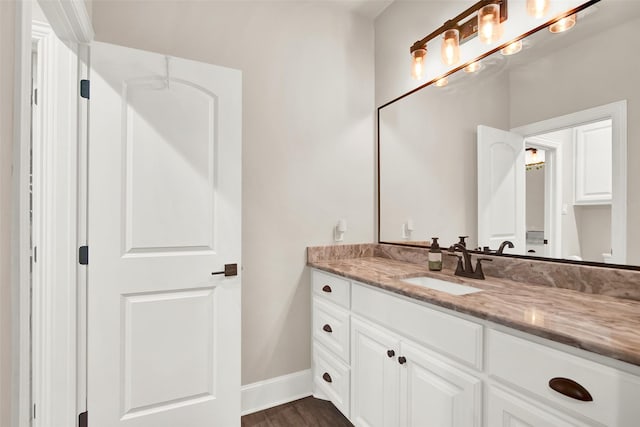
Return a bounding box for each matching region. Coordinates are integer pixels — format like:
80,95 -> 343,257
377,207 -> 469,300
310,268 -> 640,427
311,270 -> 352,417
350,317 -> 482,427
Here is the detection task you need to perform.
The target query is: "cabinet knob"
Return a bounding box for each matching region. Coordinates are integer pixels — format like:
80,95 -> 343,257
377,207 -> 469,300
322,372 -> 332,383
322,285 -> 332,293
322,324 -> 333,333
548,377 -> 593,402
398,356 -> 407,365
387,350 -> 395,358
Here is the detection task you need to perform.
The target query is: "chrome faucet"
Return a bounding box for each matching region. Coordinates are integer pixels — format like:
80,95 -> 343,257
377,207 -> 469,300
448,243 -> 491,280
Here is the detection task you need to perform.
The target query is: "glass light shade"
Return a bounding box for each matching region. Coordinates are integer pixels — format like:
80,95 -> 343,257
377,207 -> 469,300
501,40 -> 523,56
478,3 -> 503,44
435,76 -> 448,87
441,29 -> 460,66
411,48 -> 427,80
464,61 -> 482,73
549,14 -> 577,33
526,0 -> 550,18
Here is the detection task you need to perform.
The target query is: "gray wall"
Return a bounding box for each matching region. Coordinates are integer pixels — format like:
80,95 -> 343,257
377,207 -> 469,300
509,15 -> 640,264
0,2 -> 15,425
92,0 -> 375,385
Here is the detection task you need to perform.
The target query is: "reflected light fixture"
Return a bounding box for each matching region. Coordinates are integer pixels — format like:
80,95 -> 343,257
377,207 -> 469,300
411,47 -> 427,80
549,14 -> 577,33
526,0 -> 550,18
441,28 -> 461,66
435,76 -> 449,87
464,61 -> 482,73
525,148 -> 545,170
409,0 -> 508,77
501,40 -> 523,55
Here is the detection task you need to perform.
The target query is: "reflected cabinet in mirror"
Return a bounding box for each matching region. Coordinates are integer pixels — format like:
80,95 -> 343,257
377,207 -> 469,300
379,1 -> 640,267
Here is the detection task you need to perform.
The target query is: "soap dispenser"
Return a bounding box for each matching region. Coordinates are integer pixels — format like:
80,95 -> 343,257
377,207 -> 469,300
428,237 -> 443,271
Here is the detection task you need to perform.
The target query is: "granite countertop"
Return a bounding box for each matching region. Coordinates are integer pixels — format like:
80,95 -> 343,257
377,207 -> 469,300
308,256 -> 640,367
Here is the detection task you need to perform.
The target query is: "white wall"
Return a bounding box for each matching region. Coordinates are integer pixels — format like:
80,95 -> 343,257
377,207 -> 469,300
92,0 -> 375,385
0,2 -> 15,425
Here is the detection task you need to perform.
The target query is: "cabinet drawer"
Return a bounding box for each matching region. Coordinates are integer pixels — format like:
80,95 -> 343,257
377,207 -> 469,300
314,344 -> 350,418
488,329 -> 640,426
352,283 -> 483,370
313,298 -> 350,363
312,270 -> 350,308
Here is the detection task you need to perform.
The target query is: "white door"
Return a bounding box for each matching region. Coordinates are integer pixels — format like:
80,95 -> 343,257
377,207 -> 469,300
88,42 -> 242,427
351,318 -> 400,427
399,341 -> 481,427
477,125 -> 525,254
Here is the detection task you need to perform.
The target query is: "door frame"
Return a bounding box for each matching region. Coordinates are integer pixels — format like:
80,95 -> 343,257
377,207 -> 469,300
511,100 -> 627,264
524,136 -> 562,259
12,1 -> 93,425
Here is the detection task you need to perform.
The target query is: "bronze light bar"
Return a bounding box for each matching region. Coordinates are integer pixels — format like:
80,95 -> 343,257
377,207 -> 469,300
409,0 -> 509,55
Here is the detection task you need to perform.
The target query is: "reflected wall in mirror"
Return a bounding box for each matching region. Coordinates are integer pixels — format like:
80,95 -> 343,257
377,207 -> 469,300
379,1 -> 640,267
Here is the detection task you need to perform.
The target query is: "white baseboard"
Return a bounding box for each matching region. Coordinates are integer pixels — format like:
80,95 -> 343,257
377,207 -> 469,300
241,369 -> 313,416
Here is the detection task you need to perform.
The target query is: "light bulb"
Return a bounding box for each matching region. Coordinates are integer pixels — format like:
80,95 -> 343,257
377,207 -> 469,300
549,14 -> 577,33
411,48 -> 427,80
478,3 -> 503,44
501,40 -> 523,56
526,0 -> 550,18
464,61 -> 482,73
435,76 -> 448,87
441,28 -> 460,66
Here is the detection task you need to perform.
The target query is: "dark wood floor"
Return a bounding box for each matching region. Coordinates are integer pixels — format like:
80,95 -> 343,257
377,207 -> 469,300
241,397 -> 353,427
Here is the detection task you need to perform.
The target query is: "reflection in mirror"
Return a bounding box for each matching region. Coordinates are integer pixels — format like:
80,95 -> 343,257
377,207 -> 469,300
379,1 -> 640,266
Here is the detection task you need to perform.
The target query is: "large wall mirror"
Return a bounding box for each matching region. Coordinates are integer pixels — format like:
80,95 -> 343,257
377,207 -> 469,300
379,0 -> 640,268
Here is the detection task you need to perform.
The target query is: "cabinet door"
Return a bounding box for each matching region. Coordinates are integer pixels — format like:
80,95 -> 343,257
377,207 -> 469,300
399,341 -> 482,427
487,384 -> 595,427
351,318 -> 400,427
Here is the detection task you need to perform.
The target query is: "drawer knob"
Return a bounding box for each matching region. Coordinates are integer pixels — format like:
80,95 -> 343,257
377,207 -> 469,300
387,350 -> 395,358
322,285 -> 332,293
548,377 -> 593,402
322,372 -> 333,383
398,356 -> 407,365
322,324 -> 333,333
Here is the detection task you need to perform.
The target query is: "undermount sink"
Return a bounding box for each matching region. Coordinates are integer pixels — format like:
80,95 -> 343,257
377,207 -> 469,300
401,276 -> 482,296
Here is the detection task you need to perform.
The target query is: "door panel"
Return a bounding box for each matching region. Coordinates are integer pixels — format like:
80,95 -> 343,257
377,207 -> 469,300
400,341 -> 481,427
477,125 -> 525,254
351,318 -> 399,427
88,42 -> 241,427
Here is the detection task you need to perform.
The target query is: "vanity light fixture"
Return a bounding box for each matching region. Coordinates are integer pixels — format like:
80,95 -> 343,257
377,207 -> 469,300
501,39 -> 523,55
411,47 -> 427,80
409,0 -> 508,78
464,61 -> 482,73
441,28 -> 461,66
478,3 -> 504,44
526,0 -> 550,18
549,13 -> 577,33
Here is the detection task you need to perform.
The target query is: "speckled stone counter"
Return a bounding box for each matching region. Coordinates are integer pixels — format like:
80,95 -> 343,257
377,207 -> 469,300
307,244 -> 640,367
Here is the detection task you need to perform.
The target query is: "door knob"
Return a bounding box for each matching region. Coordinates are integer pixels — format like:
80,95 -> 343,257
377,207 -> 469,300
322,324 -> 333,333
398,356 -> 407,365
387,350 -> 395,358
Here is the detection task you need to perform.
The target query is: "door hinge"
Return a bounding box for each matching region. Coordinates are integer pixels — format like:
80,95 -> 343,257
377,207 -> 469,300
79,411 -> 88,427
79,246 -> 89,265
33,246 -> 37,263
80,79 -> 90,99
32,88 -> 38,106
33,404 -> 36,419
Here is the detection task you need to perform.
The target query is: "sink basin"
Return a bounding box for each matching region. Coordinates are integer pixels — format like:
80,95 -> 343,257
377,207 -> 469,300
401,276 -> 482,296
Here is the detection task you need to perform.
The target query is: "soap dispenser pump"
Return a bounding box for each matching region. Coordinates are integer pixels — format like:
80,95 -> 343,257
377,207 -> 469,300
428,237 -> 443,271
